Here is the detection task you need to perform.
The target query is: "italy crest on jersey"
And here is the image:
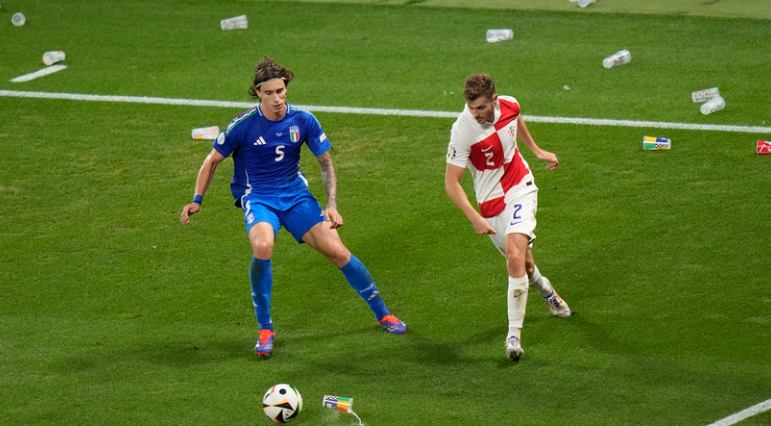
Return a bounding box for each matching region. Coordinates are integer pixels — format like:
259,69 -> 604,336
289,126 -> 300,143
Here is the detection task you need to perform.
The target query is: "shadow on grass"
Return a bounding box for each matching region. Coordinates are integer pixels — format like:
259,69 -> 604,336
55,336 -> 253,373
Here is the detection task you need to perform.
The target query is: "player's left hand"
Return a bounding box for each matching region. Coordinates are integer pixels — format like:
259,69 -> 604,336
537,150 -> 559,170
180,203 -> 200,225
324,207 -> 344,229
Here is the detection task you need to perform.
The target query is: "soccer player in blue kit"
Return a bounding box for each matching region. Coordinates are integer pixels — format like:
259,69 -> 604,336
180,57 -> 406,357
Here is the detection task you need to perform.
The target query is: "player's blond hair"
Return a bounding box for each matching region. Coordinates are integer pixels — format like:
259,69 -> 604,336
464,73 -> 496,102
249,57 -> 295,99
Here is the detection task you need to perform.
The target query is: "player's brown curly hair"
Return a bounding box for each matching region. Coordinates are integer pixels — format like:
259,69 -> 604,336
463,73 -> 496,102
248,57 -> 295,99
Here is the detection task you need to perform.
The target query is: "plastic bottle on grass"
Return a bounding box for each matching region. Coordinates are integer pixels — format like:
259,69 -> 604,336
700,96 -> 725,115
486,29 -> 513,43
603,49 -> 631,69
691,87 -> 719,103
12,12 -> 25,27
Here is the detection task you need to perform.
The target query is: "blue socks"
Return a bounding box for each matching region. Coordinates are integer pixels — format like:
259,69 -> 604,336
249,257 -> 273,331
339,254 -> 390,320
250,254 -> 389,328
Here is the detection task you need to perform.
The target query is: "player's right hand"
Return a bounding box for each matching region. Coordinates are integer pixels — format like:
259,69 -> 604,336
324,207 -> 344,229
471,217 -> 496,235
537,150 -> 559,170
180,203 -> 200,225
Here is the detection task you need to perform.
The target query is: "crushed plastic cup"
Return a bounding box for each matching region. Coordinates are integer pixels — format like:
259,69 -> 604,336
486,29 -> 513,43
42,51 -> 66,66
323,395 -> 353,413
756,140 -> 771,155
603,49 -> 631,69
578,0 -> 596,7
12,12 -> 25,27
192,126 -> 220,140
643,136 -> 671,151
323,396 -> 364,426
220,15 -> 247,30
691,87 -> 720,103
700,96 -> 725,115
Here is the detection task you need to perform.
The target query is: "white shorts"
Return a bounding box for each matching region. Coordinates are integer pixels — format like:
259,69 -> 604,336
485,189 -> 538,256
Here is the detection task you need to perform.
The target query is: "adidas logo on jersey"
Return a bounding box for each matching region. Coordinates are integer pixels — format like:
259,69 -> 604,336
254,136 -> 266,145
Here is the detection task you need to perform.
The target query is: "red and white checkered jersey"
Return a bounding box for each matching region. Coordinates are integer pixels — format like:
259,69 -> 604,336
446,96 -> 533,218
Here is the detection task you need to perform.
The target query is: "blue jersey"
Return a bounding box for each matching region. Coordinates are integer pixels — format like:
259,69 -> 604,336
213,104 -> 332,207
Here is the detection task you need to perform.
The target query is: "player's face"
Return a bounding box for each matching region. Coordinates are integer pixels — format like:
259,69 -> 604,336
466,95 -> 497,124
257,79 -> 288,117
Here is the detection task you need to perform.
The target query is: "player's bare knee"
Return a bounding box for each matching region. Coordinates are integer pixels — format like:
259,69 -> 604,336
251,240 -> 274,259
328,247 -> 351,268
506,252 -> 526,277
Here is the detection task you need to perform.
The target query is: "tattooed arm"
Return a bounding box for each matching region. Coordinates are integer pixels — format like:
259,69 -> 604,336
317,151 -> 343,228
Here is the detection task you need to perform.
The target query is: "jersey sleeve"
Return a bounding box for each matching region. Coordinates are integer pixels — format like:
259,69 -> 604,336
212,119 -> 242,158
304,113 -> 331,157
446,121 -> 470,168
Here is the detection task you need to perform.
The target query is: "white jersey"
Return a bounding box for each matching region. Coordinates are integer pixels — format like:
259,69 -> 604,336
446,96 -> 535,218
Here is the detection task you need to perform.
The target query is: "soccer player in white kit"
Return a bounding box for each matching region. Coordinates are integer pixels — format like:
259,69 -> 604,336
445,73 -> 571,361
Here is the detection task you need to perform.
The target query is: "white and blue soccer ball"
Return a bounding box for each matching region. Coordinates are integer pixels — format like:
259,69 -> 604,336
263,384 -> 303,423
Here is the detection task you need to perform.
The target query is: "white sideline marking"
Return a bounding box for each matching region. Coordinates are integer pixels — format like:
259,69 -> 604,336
10,66 -> 68,83
706,398 -> 771,426
1,89 -> 770,134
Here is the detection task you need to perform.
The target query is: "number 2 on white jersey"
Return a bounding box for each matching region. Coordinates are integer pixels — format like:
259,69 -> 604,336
512,204 -> 522,220
484,151 -> 494,166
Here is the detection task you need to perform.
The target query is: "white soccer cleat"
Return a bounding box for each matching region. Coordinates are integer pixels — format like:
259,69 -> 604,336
543,291 -> 572,317
505,336 -> 524,361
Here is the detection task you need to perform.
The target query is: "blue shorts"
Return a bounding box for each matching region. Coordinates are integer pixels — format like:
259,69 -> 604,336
242,192 -> 326,243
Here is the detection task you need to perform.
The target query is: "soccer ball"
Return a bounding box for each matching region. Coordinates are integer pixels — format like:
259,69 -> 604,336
263,384 -> 303,423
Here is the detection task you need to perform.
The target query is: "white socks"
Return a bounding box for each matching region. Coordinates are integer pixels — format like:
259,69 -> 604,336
507,274 -> 529,339
529,265 -> 555,297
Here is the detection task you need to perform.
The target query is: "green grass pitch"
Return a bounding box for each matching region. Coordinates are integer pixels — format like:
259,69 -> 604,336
1,1 -> 770,425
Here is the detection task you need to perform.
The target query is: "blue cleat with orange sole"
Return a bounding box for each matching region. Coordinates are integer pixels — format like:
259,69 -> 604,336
379,314 -> 407,334
255,329 -> 275,357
